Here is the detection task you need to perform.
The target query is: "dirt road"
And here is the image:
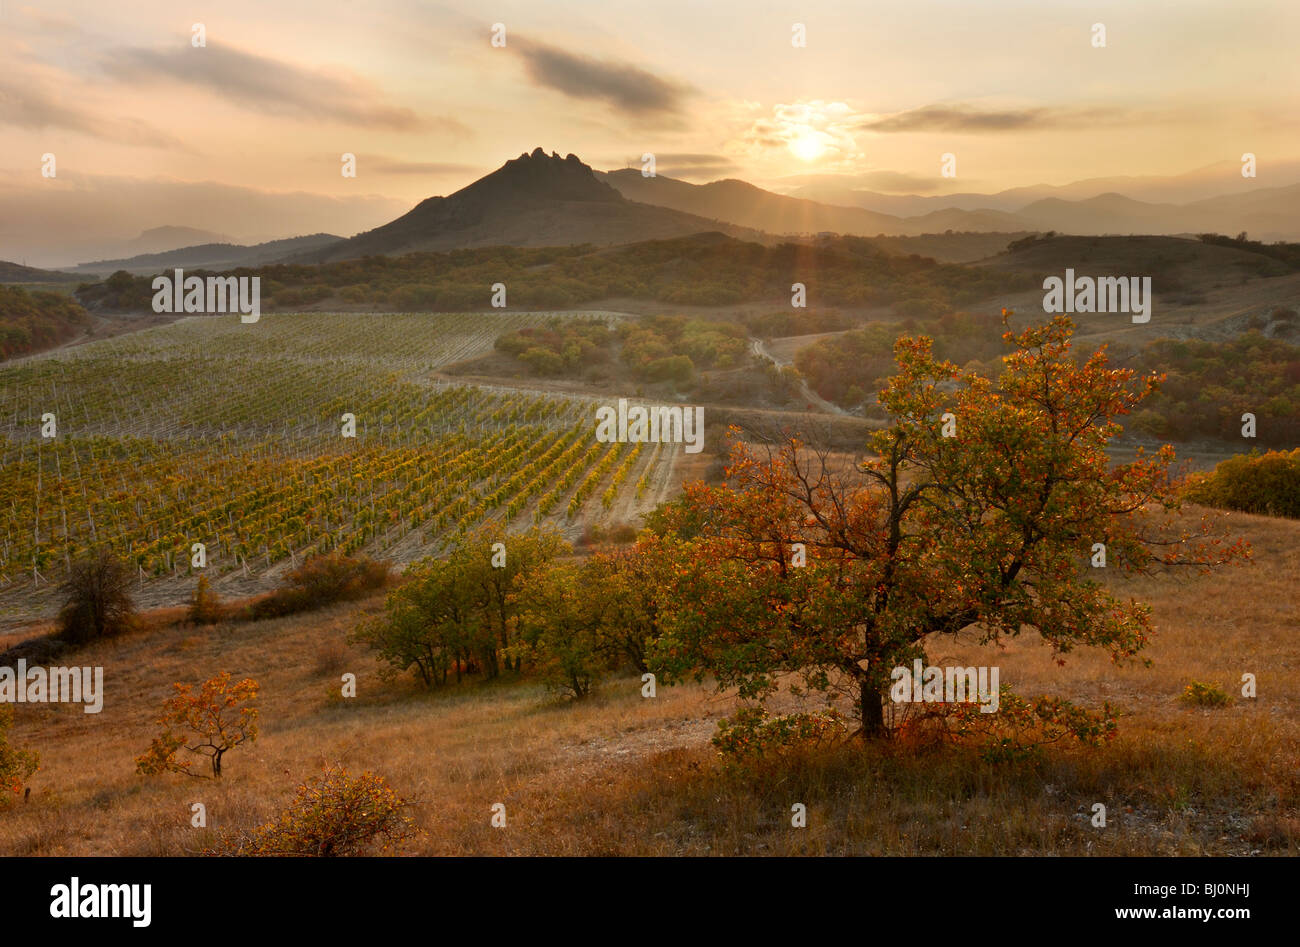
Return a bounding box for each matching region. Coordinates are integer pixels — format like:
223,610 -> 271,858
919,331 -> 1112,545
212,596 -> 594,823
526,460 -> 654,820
749,337 -> 849,416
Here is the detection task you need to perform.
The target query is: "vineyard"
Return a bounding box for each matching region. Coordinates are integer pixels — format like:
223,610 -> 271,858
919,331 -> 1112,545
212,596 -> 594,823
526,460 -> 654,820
0,310 -> 675,606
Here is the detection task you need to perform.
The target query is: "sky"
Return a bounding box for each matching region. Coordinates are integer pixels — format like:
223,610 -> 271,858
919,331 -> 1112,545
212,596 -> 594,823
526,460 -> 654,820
2,0 -> 1298,265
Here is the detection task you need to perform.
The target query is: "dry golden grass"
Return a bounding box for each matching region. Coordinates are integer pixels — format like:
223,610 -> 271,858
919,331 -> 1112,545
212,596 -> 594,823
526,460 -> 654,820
1,506 -> 1296,856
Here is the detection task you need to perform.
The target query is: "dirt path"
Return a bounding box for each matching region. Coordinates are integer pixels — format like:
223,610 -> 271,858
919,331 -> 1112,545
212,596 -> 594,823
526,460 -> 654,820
560,714 -> 718,766
750,337 -> 849,416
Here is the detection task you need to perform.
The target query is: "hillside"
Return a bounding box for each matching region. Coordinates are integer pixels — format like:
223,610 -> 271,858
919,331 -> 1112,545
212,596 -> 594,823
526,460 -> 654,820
0,260 -> 80,283
0,284 -> 91,359
73,233 -> 344,275
969,233 -> 1300,346
982,233 -> 1296,282
73,232 -> 1037,315
294,150 -> 764,263
3,506 -> 1295,856
120,225 -> 234,255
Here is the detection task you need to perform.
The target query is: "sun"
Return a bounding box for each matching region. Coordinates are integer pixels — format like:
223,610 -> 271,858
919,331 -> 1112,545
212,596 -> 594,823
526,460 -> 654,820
789,130 -> 827,162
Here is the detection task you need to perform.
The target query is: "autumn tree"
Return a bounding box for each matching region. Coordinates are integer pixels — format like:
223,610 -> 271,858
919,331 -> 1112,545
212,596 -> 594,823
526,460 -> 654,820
136,672 -> 259,778
351,528 -> 565,687
648,314 -> 1248,738
352,554 -> 478,687
507,539 -> 676,696
514,560 -> 609,698
583,538 -> 675,674
462,527 -> 569,676
56,547 -> 136,645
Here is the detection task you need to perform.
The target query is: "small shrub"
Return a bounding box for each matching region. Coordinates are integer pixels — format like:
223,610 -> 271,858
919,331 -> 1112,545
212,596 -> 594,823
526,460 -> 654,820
1183,449 -> 1300,519
0,706 -> 39,796
187,575 -> 224,625
211,765 -> 415,856
314,640 -> 349,677
897,687 -> 1119,762
713,706 -> 847,761
577,521 -> 638,547
604,521 -> 639,544
1179,680 -> 1233,708
55,548 -> 136,645
244,553 -> 389,620
1245,813 -> 1300,849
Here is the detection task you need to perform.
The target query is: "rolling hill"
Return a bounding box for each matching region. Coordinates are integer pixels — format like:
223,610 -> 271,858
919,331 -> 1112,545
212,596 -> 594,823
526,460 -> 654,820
0,261 -> 80,283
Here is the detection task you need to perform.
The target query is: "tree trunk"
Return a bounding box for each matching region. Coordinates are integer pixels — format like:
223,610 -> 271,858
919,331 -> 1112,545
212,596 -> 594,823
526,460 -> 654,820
859,679 -> 886,739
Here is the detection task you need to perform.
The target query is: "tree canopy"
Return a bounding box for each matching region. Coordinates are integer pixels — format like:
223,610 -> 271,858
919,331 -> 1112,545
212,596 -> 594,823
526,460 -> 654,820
647,313 -> 1248,737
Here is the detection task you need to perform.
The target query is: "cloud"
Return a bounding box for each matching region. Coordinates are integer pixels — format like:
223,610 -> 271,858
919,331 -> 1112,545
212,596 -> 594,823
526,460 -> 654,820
733,101 -> 864,166
515,41 -> 690,118
599,152 -> 740,179
0,75 -> 188,149
18,6 -> 79,33
779,170 -> 947,194
349,156 -> 483,176
860,103 -> 1134,134
0,171 -> 408,268
102,42 -> 457,132
663,163 -> 739,180
650,153 -> 735,169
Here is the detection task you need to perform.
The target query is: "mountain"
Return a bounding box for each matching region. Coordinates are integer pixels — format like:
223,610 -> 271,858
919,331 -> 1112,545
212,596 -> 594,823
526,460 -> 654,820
783,160 -> 1300,217
779,182 -> 1041,216
122,226 -> 234,256
1181,184 -> 1300,240
601,169 -> 1043,237
293,149 -> 764,263
1013,185 -> 1300,240
1015,193 -> 1182,233
72,233 -> 345,275
599,170 -> 905,235
904,207 -> 1031,233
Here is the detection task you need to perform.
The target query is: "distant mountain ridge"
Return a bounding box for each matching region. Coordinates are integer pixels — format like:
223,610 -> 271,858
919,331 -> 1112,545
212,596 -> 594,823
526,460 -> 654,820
74,233 -> 344,275
124,226 -> 234,255
784,159 -> 1300,215
39,152 -> 1300,280
289,148 -> 765,263
605,170 -> 1300,242
598,170 -> 904,236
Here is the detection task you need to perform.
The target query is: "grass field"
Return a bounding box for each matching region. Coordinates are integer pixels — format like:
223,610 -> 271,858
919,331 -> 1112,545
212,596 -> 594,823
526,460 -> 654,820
2,504 -> 1293,856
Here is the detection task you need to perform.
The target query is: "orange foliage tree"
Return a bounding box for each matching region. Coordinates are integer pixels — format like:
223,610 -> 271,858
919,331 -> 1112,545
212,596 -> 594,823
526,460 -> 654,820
136,672 -> 259,778
648,314 -> 1249,738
